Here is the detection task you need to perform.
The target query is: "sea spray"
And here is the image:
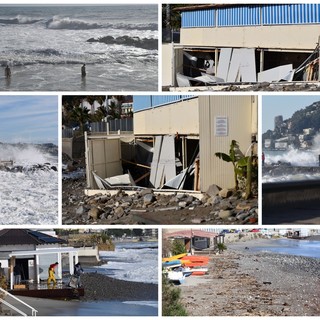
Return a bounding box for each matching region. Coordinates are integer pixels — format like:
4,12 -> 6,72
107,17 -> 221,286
0,143 -> 58,224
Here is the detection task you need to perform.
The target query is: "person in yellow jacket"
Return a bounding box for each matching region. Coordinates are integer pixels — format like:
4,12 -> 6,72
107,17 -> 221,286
47,262 -> 59,286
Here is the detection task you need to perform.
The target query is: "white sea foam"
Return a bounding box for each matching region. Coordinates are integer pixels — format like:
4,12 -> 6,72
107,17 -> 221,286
98,242 -> 158,284
0,144 -> 58,225
265,148 -> 318,167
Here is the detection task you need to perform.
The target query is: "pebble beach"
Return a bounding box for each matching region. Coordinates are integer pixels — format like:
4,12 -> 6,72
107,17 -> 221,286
178,238 -> 320,317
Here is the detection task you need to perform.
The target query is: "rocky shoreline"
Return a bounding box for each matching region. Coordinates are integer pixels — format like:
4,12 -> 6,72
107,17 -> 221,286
0,163 -> 57,173
262,163 -> 320,177
62,177 -> 258,225
178,241 -> 320,316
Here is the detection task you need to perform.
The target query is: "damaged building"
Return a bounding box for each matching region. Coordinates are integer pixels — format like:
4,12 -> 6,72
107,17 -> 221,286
163,3 -> 320,89
85,95 -> 257,194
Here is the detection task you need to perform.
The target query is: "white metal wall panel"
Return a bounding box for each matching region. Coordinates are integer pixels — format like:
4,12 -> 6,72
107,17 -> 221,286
199,96 -> 255,191
134,97 -> 199,136
179,24 -> 320,50
86,137 -> 123,188
134,95 -> 195,111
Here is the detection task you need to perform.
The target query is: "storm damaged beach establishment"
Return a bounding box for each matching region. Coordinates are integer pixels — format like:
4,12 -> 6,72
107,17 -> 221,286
62,95 -> 258,225
162,3 -> 320,91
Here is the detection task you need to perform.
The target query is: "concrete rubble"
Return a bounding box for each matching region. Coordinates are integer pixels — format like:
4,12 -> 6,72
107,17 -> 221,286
62,181 -> 258,225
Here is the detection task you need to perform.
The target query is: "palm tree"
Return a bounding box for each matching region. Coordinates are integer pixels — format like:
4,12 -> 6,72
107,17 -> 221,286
71,104 -> 90,133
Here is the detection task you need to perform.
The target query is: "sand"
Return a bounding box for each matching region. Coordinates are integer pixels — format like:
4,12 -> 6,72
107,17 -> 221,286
178,239 -> 320,316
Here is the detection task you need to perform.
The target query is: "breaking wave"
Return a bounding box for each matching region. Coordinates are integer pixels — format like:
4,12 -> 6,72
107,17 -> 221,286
46,16 -> 102,30
45,16 -> 157,31
115,22 -> 158,31
0,15 -> 42,24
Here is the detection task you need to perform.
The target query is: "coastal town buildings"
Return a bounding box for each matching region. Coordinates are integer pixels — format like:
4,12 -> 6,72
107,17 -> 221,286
262,101 -> 320,150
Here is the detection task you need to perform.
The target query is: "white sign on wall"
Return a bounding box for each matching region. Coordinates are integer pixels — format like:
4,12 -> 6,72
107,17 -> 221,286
215,116 -> 228,136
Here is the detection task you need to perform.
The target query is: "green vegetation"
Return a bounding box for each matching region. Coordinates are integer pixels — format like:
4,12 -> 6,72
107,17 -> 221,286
215,140 -> 258,199
62,95 -> 132,134
216,242 -> 227,254
162,278 -> 188,316
171,239 -> 187,256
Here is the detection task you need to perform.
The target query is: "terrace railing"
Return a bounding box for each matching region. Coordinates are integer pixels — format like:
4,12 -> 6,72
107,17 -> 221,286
0,287 -> 38,316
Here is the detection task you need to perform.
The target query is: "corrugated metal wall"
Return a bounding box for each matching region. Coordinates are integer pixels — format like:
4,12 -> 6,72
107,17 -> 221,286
262,4 -> 320,24
218,6 -> 260,27
181,4 -> 320,28
182,9 -> 215,28
199,95 -> 255,191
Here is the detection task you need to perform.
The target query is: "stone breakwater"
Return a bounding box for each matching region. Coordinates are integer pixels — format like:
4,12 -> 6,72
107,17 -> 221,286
62,180 -> 258,225
80,273 -> 158,302
0,163 -> 57,173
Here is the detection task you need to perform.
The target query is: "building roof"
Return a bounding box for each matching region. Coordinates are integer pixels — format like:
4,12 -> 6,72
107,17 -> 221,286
164,230 -> 218,239
173,4 -> 258,12
0,229 -> 66,246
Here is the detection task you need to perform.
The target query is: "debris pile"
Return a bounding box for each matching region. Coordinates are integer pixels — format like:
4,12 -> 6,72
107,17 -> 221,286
175,45 -> 320,91
62,184 -> 258,225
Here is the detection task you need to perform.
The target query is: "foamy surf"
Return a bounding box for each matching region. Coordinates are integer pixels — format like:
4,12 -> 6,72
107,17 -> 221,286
0,143 -> 58,225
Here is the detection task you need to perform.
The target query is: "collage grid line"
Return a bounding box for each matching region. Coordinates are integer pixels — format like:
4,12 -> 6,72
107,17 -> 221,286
0,1 -> 319,318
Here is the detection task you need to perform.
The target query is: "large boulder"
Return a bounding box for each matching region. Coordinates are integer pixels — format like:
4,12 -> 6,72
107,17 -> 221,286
219,188 -> 233,198
206,184 -> 221,197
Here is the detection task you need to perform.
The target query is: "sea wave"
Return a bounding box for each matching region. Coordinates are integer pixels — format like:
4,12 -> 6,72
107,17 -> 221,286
46,16 -> 102,30
115,22 -> 158,31
87,35 -> 158,50
0,15 -> 42,24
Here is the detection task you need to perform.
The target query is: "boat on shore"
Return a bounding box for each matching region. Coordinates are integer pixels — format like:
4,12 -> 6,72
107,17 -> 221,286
162,253 -> 187,262
165,270 -> 186,285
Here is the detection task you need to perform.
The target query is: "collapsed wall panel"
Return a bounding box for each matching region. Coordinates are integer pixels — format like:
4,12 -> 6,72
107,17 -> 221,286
258,64 -> 293,82
226,48 -> 257,82
149,135 -> 176,188
216,48 -> 232,81
85,135 -> 125,189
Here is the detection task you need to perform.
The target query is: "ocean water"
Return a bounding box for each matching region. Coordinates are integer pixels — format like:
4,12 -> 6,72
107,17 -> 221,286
263,149 -> 320,182
0,144 -> 58,225
96,241 -> 158,284
250,238 -> 320,259
0,5 -> 158,91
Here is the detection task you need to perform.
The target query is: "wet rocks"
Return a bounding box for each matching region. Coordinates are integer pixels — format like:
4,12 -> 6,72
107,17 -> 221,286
0,163 -> 57,173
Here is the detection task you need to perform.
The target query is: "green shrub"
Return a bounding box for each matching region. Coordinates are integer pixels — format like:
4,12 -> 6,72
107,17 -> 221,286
162,278 -> 188,316
171,239 -> 187,256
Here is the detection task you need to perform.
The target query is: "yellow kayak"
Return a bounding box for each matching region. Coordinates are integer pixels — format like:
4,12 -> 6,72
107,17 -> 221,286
162,253 -> 187,262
